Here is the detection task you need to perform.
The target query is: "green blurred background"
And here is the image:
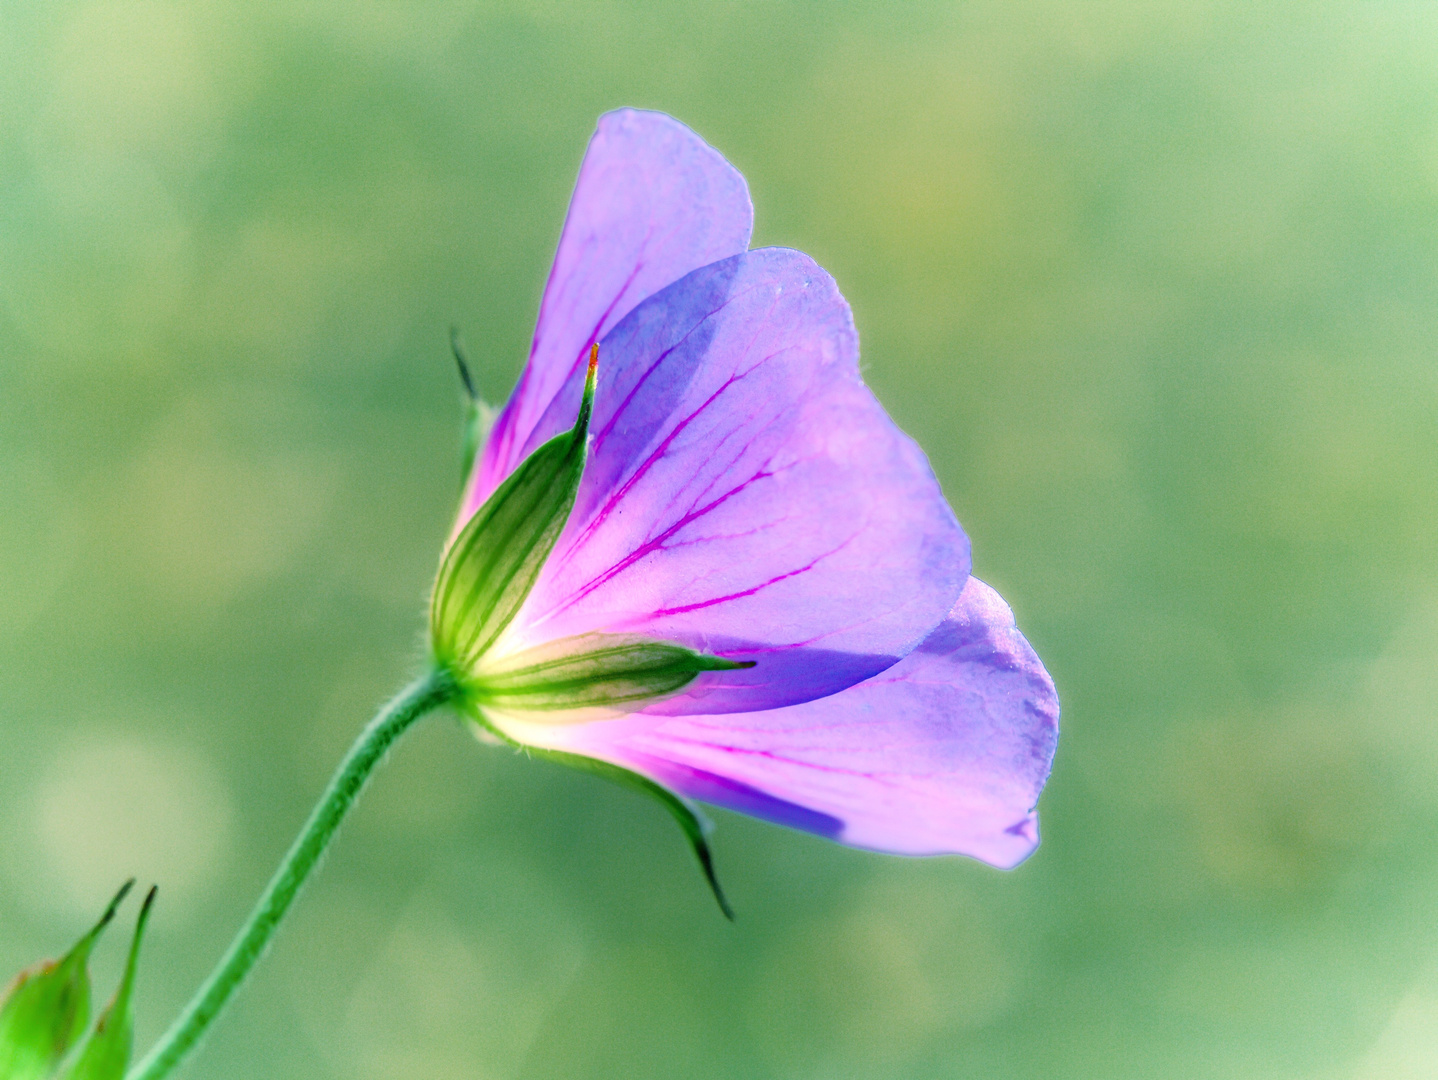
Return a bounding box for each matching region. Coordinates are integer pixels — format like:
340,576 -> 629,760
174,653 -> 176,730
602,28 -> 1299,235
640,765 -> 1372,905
3,2 -> 1437,1077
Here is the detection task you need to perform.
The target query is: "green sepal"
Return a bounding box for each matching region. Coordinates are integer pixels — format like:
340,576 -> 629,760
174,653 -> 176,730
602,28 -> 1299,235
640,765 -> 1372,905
0,880 -> 133,1080
530,748 -> 735,920
465,708 -> 734,920
432,347 -> 598,671
451,327 -> 498,491
470,633 -> 755,712
62,887 -> 157,1080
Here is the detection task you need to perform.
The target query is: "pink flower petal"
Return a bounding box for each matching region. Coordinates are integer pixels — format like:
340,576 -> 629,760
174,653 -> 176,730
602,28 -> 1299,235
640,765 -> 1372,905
494,578 -> 1058,868
467,109 -> 753,516
491,247 -> 970,714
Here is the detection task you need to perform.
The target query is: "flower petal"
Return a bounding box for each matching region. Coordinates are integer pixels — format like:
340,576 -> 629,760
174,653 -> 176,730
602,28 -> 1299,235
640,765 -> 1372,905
469,109 -> 753,514
494,247 -> 970,714
494,578 -> 1058,869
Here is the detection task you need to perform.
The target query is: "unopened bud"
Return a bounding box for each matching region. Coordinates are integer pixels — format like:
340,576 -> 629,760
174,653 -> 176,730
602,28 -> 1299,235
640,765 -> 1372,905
0,881 -> 133,1080
63,886 -> 157,1080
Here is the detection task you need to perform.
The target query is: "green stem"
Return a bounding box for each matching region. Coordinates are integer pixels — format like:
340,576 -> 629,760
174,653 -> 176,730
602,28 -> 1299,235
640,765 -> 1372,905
127,667 -> 459,1080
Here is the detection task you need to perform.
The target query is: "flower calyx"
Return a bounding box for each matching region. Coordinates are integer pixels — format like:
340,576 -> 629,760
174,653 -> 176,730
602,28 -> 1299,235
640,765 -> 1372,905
430,344 -> 751,716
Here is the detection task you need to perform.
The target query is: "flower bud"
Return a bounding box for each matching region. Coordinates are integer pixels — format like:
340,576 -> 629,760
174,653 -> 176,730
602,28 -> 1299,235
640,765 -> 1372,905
63,886 -> 157,1080
0,881 -> 132,1080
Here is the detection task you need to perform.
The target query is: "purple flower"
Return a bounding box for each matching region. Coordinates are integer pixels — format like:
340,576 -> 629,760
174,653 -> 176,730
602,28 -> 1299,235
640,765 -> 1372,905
433,110 -> 1058,890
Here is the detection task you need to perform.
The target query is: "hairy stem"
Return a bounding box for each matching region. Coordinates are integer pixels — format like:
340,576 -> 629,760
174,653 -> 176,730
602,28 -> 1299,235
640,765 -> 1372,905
127,667 -> 459,1080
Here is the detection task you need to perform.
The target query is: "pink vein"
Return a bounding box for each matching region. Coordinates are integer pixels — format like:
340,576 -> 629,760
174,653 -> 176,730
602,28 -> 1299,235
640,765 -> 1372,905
646,535 -> 855,618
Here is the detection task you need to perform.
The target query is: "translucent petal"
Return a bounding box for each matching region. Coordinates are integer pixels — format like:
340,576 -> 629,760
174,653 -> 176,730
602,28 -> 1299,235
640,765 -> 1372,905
494,248 -> 970,714
495,578 -> 1059,869
468,109 -> 752,515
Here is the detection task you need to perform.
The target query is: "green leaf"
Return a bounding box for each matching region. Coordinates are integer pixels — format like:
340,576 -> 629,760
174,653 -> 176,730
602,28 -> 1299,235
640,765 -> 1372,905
432,344 -> 598,671
62,887 -> 157,1080
526,747 -> 735,920
471,633 -> 754,711
0,881 -> 133,1080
